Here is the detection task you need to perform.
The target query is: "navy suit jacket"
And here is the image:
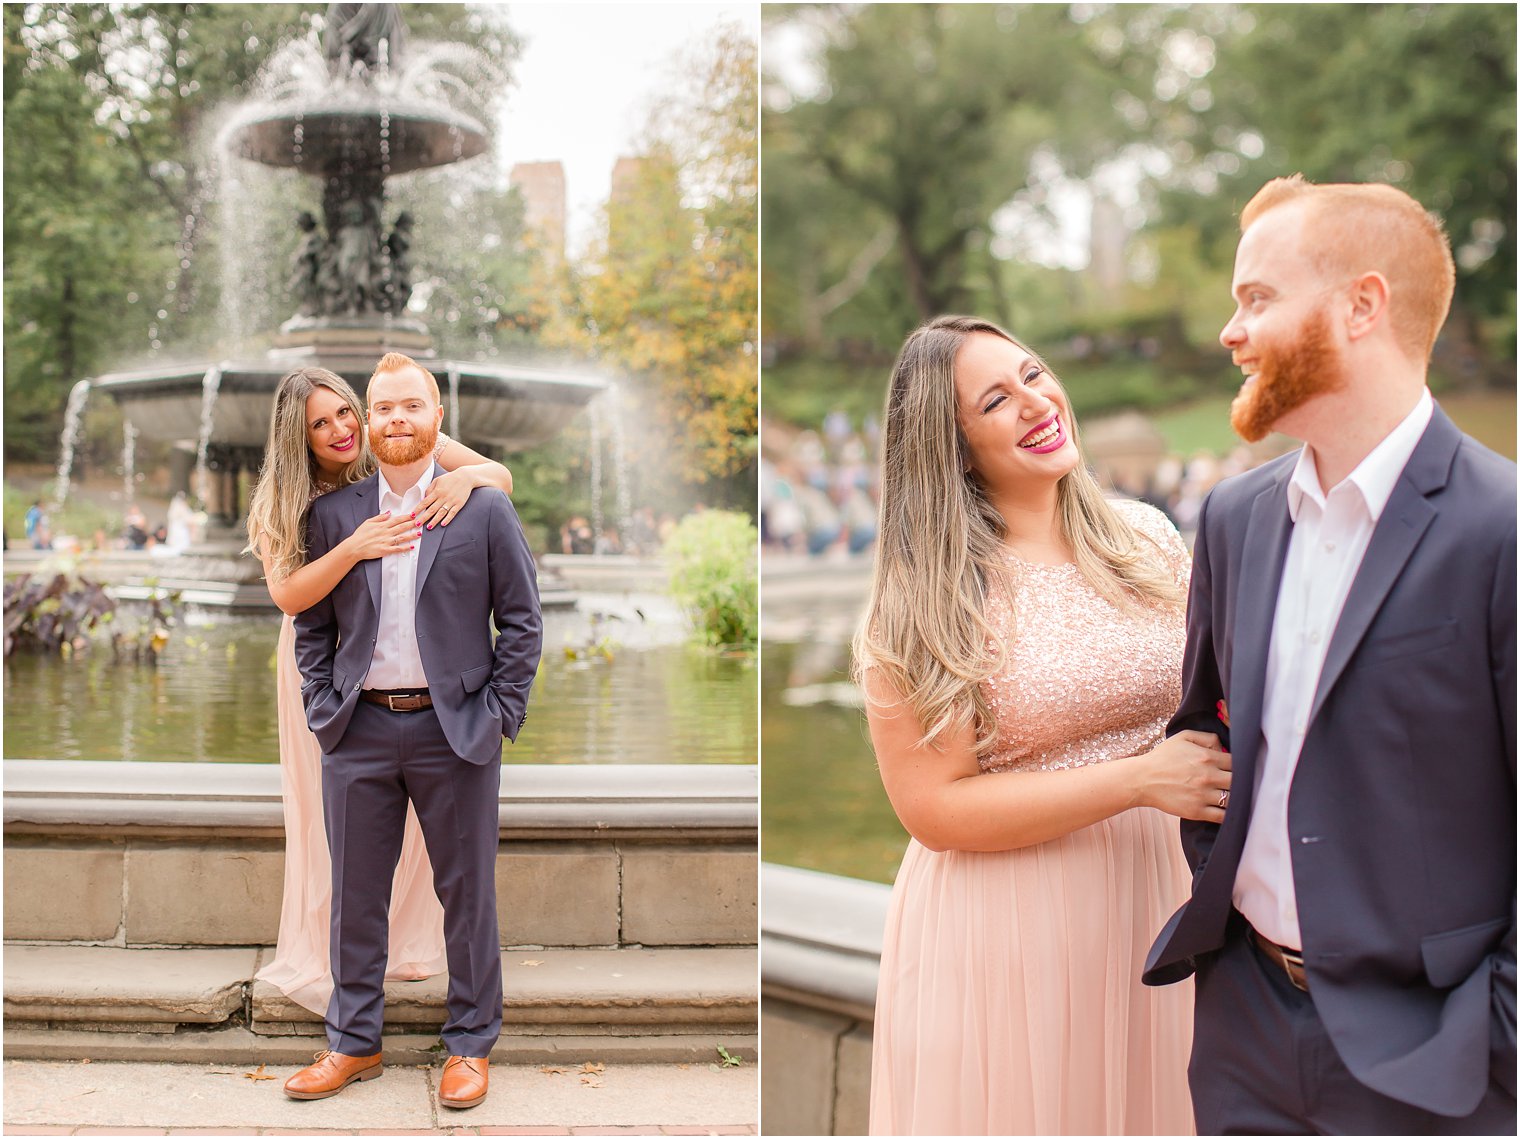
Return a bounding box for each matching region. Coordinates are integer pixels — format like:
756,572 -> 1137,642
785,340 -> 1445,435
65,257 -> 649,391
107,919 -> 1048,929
1143,405 -> 1516,1118
294,465 -> 543,764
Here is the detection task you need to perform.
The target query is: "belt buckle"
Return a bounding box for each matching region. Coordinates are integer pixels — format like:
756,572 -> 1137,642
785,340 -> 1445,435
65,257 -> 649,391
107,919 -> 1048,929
1282,948 -> 1308,991
386,693 -> 404,712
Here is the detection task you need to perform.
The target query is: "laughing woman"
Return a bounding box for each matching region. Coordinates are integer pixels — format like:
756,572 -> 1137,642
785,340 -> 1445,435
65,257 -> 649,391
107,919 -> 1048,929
245,366 -> 513,1017
859,317 -> 1229,1135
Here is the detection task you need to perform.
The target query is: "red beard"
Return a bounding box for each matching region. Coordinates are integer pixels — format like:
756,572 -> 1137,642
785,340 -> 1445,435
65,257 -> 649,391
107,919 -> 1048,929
1229,308 -> 1349,443
371,419 -> 438,465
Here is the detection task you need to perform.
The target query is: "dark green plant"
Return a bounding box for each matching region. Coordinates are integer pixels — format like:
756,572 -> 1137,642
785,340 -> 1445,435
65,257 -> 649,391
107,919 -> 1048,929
4,571 -> 116,657
2,570 -> 179,663
664,510 -> 757,649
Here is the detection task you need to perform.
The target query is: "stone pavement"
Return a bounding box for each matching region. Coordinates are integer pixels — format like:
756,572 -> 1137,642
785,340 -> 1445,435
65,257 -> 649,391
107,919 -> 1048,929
2,1058 -> 758,1136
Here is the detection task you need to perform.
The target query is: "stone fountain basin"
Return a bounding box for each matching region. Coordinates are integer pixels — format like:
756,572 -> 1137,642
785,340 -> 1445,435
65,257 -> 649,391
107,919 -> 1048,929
223,101 -> 488,175
95,357 -> 608,451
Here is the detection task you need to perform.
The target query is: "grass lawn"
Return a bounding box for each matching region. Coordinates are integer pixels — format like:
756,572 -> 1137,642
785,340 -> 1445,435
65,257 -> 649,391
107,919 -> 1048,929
1148,390 -> 1516,460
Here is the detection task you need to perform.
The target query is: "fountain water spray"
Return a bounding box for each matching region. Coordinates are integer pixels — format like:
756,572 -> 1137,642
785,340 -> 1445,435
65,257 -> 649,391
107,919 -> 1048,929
52,379 -> 93,510
95,5 -> 606,499
122,419 -> 139,507
193,364 -> 224,508
589,393 -> 604,550
607,385 -> 633,543
447,366 -> 460,438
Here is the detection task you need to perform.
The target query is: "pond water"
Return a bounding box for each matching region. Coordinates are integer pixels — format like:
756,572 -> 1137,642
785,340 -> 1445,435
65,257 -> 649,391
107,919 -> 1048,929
3,593 -> 755,765
761,637 -> 907,884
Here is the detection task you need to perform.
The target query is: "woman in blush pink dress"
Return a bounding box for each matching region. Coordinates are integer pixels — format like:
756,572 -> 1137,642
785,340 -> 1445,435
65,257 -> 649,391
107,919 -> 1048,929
856,317 -> 1232,1135
245,365 -> 514,1016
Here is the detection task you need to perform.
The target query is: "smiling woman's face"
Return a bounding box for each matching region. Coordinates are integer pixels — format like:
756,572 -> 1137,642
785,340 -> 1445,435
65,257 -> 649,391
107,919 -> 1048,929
953,331 -> 1080,498
305,385 -> 361,477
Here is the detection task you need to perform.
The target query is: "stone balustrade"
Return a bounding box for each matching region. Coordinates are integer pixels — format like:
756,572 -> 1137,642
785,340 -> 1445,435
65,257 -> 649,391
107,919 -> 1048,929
760,862 -> 888,1136
3,760 -> 757,1064
4,760 -> 756,949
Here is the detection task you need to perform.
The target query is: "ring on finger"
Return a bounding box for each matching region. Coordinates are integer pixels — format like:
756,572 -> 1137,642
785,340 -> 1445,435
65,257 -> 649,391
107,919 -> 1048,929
1217,790 -> 1230,809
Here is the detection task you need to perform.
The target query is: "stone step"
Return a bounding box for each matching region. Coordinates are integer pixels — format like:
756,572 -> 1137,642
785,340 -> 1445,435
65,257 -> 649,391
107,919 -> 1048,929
2,1025 -> 759,1067
4,944 -> 757,1055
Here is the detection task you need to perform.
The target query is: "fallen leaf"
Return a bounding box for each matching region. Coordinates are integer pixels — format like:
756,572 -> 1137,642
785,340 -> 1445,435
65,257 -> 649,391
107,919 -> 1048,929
540,1066 -> 567,1076
580,1061 -> 605,1074
243,1063 -> 277,1082
676,1063 -> 690,1070
518,959 -> 545,967
580,1076 -> 602,1088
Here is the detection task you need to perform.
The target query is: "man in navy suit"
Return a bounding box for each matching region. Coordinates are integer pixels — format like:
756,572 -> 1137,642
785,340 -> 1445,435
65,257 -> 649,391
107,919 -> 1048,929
288,353 -> 541,1109
1144,176 -> 1515,1134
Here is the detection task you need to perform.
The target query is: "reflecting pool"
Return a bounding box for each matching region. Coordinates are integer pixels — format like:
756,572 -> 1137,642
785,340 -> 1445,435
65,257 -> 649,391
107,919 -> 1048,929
4,592 -> 755,765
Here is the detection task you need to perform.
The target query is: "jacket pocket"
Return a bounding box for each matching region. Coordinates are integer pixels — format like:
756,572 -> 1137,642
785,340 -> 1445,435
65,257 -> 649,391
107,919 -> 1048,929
437,534 -> 478,560
1357,618 -> 1459,665
460,663 -> 491,694
1421,915 -> 1509,988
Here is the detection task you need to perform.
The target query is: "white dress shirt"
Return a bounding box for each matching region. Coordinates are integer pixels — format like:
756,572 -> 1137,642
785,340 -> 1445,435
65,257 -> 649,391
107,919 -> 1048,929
365,464 -> 433,691
1234,389 -> 1434,948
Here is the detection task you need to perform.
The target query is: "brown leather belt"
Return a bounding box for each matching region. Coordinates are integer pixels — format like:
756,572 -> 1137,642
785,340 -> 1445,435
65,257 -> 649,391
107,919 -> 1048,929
360,689 -> 433,713
1250,925 -> 1309,992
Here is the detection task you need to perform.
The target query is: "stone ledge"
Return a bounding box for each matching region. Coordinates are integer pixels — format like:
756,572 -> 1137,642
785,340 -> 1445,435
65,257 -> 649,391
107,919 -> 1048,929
5,945 -> 757,1038
252,947 -> 758,1030
4,761 -> 758,836
2,1025 -> 759,1066
759,863 -> 887,1019
4,946 -> 255,1026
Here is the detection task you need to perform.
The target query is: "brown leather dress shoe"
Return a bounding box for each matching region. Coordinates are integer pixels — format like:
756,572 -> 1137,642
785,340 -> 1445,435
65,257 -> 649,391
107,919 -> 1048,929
438,1054 -> 489,1109
284,1049 -> 383,1100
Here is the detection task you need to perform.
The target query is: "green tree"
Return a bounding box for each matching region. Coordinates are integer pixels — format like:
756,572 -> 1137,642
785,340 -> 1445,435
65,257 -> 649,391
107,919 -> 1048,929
1151,3 -> 1516,383
764,4 -> 1177,345
4,3 -> 520,460
552,23 -> 758,506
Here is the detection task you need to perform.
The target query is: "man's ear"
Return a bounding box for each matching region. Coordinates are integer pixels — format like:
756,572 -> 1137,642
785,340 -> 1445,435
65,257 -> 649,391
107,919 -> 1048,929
1345,271 -> 1390,342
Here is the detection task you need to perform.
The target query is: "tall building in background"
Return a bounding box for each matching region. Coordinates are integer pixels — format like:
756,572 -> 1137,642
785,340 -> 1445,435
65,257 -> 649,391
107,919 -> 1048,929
509,160 -> 567,265
609,156 -> 647,205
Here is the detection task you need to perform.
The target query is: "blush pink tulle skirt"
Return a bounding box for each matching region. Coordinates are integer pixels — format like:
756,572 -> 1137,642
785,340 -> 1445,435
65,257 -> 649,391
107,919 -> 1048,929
255,615 -> 447,1016
870,805 -> 1196,1136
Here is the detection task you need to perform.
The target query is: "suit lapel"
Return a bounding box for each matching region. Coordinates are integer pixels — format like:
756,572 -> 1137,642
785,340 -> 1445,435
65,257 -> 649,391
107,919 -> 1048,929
1307,407 -> 1456,724
1187,467 -> 1295,921
413,463 -> 447,601
344,478 -> 383,615
1228,470 -> 1296,812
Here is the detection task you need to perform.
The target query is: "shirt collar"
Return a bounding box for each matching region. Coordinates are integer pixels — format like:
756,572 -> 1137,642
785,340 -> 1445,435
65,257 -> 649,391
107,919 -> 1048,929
1286,388 -> 1433,522
377,461 -> 436,508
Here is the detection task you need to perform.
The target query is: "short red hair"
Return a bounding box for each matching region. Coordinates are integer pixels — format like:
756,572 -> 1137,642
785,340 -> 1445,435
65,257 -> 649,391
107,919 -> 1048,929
1240,174 -> 1455,361
368,351 -> 441,404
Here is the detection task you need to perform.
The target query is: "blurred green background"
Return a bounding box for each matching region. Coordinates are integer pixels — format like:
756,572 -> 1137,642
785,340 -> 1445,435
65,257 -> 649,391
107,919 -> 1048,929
760,2 -> 1517,883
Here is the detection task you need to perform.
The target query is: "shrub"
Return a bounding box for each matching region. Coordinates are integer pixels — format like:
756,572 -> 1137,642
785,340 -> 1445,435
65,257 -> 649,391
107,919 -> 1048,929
663,510 -> 757,649
3,570 -> 178,663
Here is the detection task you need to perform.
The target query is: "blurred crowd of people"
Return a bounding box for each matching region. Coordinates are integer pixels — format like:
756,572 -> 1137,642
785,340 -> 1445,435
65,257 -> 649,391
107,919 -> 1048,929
1106,443 -> 1281,543
558,505 -> 676,557
762,408 -> 1290,558
761,410 -> 882,557
13,492 -> 201,556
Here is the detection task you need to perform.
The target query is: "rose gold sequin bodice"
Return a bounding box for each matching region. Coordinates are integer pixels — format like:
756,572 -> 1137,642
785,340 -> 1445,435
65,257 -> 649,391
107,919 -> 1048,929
979,500 -> 1190,774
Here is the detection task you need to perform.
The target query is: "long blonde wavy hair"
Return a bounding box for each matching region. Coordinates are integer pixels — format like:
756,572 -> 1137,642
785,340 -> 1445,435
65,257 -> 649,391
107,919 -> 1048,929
853,316 -> 1184,756
244,367 -> 374,583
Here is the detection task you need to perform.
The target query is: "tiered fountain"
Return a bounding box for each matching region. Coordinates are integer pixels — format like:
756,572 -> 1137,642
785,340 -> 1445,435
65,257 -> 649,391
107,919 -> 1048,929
93,3 -> 605,524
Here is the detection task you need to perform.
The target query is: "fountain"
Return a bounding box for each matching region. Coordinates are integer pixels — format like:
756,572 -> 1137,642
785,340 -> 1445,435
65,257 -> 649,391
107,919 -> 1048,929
91,3 -> 606,523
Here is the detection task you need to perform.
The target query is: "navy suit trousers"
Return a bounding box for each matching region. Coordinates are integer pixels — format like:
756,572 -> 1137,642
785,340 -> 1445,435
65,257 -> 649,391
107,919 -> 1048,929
1191,915 -> 1516,1136
321,700 -> 503,1057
